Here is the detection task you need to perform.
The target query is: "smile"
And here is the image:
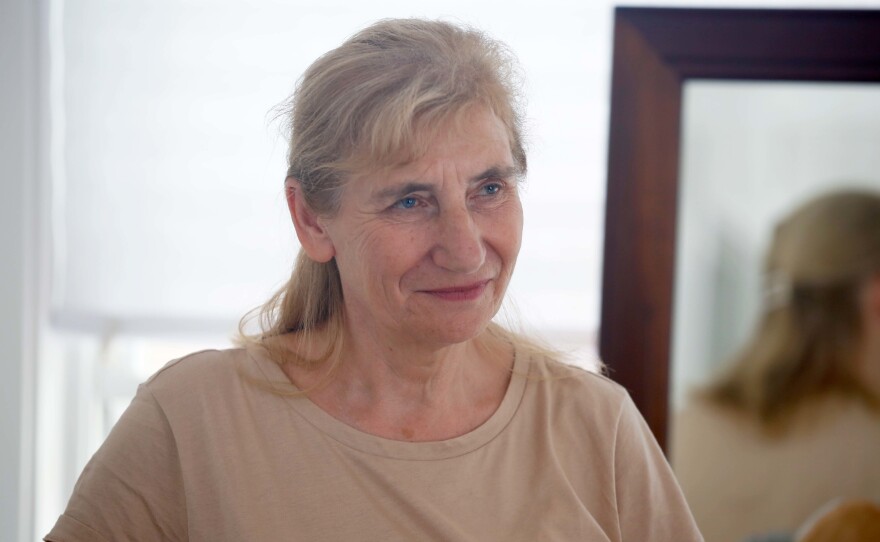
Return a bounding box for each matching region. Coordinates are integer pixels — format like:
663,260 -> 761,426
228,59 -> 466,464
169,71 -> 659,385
420,280 -> 491,301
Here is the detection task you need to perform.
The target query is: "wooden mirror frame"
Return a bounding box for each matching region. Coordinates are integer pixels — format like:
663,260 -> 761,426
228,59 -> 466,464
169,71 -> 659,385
599,7 -> 880,451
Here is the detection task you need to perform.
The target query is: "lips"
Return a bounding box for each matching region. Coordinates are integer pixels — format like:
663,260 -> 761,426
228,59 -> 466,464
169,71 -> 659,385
420,280 -> 491,301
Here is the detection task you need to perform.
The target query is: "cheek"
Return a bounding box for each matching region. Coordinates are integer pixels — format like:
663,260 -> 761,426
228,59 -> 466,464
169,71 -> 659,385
497,200 -> 524,260
342,225 -> 426,282
327,223 -> 376,281
512,202 -> 524,247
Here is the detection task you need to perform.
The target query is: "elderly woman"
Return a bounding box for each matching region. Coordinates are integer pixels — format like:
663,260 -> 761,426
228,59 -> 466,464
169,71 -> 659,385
672,190 -> 880,542
46,19 -> 701,541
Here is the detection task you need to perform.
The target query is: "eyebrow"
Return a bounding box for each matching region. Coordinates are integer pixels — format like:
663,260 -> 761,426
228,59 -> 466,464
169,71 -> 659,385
370,165 -> 521,203
371,182 -> 434,204
475,165 -> 521,183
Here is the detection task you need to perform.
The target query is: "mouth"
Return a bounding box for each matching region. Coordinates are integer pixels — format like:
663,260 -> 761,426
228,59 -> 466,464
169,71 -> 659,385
420,280 -> 491,301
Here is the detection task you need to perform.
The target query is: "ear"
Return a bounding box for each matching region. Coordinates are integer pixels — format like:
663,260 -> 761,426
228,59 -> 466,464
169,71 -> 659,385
285,177 -> 336,263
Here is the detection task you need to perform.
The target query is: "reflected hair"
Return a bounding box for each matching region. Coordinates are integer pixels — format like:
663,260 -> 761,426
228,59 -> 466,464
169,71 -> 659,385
705,188 -> 880,432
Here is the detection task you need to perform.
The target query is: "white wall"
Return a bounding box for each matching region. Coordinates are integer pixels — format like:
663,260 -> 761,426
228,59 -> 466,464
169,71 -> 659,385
0,0 -> 40,539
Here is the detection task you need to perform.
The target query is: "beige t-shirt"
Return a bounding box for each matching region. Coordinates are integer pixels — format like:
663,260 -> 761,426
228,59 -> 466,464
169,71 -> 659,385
47,347 -> 702,541
671,396 -> 880,542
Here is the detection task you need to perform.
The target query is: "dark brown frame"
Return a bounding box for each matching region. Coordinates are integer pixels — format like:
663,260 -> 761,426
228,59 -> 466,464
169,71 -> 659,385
599,7 -> 880,451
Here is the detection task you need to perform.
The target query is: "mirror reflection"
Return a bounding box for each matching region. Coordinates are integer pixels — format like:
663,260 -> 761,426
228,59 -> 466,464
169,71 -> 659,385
668,81 -> 880,542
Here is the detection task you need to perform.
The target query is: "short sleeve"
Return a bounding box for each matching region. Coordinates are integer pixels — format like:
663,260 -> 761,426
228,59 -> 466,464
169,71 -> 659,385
613,394 -> 704,541
45,385 -> 188,542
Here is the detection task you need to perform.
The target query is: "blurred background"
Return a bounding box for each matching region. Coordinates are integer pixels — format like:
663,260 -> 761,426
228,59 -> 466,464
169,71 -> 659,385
2,0 -> 878,540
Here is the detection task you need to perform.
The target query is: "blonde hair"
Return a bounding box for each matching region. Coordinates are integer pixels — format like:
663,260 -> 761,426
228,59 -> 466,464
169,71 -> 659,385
706,189 -> 880,431
238,19 -> 550,368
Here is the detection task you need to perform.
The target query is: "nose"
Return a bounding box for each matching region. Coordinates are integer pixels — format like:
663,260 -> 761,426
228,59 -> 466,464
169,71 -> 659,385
431,205 -> 486,274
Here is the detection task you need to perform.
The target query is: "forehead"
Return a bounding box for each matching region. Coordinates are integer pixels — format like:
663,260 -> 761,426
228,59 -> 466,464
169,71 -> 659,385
357,108 -> 515,188
428,107 -> 511,156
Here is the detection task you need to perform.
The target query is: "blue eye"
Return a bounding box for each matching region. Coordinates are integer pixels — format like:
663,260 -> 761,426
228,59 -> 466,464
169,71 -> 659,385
396,196 -> 419,209
482,182 -> 502,195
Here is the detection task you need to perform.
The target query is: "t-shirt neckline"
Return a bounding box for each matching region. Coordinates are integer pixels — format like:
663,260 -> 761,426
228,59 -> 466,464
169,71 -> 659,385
247,344 -> 529,460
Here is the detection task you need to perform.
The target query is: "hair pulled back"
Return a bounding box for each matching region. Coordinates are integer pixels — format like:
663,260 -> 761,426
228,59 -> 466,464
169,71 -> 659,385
239,19 -> 527,363
707,189 -> 880,431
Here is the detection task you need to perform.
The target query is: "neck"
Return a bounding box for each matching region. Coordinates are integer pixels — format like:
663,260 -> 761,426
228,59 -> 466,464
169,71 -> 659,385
279,324 -> 513,441
342,325 -> 475,390
334,323 -> 511,412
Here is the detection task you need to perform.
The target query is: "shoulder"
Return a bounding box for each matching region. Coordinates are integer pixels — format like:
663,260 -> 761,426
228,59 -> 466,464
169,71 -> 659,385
519,354 -> 704,538
523,352 -> 680,461
519,353 -> 638,445
674,394 -> 749,433
527,354 -> 632,415
146,347 -> 246,389
149,346 -> 244,377
142,347 -> 265,416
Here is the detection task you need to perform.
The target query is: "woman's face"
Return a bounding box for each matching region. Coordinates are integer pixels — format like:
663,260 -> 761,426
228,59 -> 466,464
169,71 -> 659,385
320,107 -> 523,349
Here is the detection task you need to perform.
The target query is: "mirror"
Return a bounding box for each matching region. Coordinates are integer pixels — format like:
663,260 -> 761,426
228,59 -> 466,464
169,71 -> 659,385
666,78 -> 880,542
598,7 -> 880,451
671,80 -> 880,414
